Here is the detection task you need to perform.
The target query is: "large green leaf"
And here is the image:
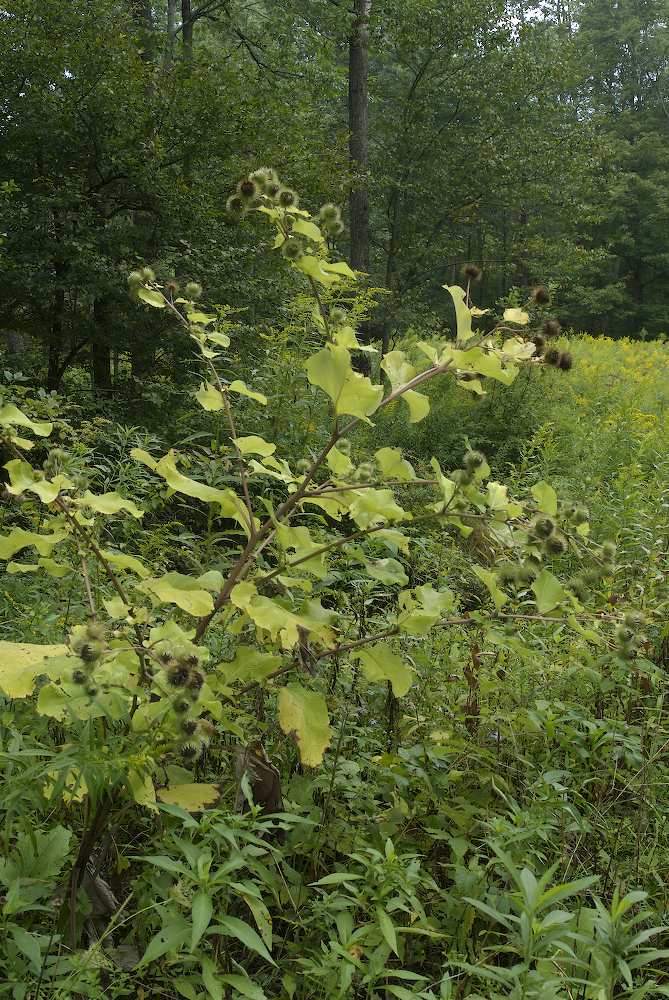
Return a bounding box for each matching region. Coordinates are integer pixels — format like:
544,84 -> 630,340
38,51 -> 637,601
295,254 -> 340,285
0,641 -> 68,698
195,382 -> 224,411
375,447 -> 415,482
228,380 -> 267,405
236,435 -> 276,457
0,527 -> 67,560
218,646 -> 281,684
348,488 -> 409,529
353,643 -> 413,696
137,287 -> 166,308
139,573 -> 214,616
76,491 -> 144,518
399,584 -> 454,635
4,459 -> 72,504
157,784 -> 220,809
531,481 -> 558,516
305,345 -> 383,421
473,566 -> 508,610
0,403 -> 52,437
278,684 -> 332,766
381,352 -> 430,423
131,449 -> 251,530
443,285 -> 473,342
532,569 -> 566,613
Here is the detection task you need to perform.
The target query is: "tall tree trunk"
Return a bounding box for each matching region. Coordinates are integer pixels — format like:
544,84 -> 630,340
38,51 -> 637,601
47,284 -> 66,391
348,0 -> 371,273
166,0 -> 177,65
182,0 -> 193,58
92,298 -> 112,392
47,207 -> 68,391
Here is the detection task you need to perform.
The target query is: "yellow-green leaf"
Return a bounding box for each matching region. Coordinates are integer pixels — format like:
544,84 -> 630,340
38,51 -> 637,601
375,447 -> 415,482
131,449 -> 251,529
236,436 -> 276,457
444,285 -> 473,342
137,287 -> 165,308
157,783 -> 220,810
77,491 -> 144,518
532,569 -> 566,613
321,261 -> 356,278
295,254 -> 339,285
140,573 -> 215,616
128,769 -> 158,811
353,643 -> 413,697
196,381 -> 225,411
531,481 -> 558,517
228,380 -> 267,405
503,307 -> 530,326
402,389 -> 430,423
292,218 -> 324,243
218,647 -> 282,685
305,345 -> 382,422
473,566 -> 508,610
0,403 -> 52,437
101,549 -> 150,578
326,446 -> 354,476
0,527 -> 67,560
0,641 -> 68,698
278,684 -> 331,766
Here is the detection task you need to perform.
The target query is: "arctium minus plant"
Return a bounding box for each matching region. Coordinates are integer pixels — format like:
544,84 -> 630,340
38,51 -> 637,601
0,172 -> 634,974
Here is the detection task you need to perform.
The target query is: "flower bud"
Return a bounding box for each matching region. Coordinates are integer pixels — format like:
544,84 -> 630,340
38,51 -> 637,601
281,237 -> 304,261
185,281 -> 202,300
542,319 -> 561,338
463,449 -> 485,471
226,194 -> 247,218
319,203 -> 341,223
330,307 -> 347,326
532,516 -> 555,539
278,187 -> 298,208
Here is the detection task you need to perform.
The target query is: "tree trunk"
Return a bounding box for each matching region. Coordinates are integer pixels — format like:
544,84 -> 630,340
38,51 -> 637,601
47,282 -> 66,391
131,343 -> 156,381
182,0 -> 193,58
92,298 -> 112,392
166,0 -> 177,65
348,0 -> 371,273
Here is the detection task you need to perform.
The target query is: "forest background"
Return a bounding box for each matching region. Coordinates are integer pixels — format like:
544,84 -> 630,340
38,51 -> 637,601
3,0 -> 669,397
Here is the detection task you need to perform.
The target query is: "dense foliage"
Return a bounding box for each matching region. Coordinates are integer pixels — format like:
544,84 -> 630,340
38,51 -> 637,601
0,168 -> 668,998
3,0 -> 669,396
